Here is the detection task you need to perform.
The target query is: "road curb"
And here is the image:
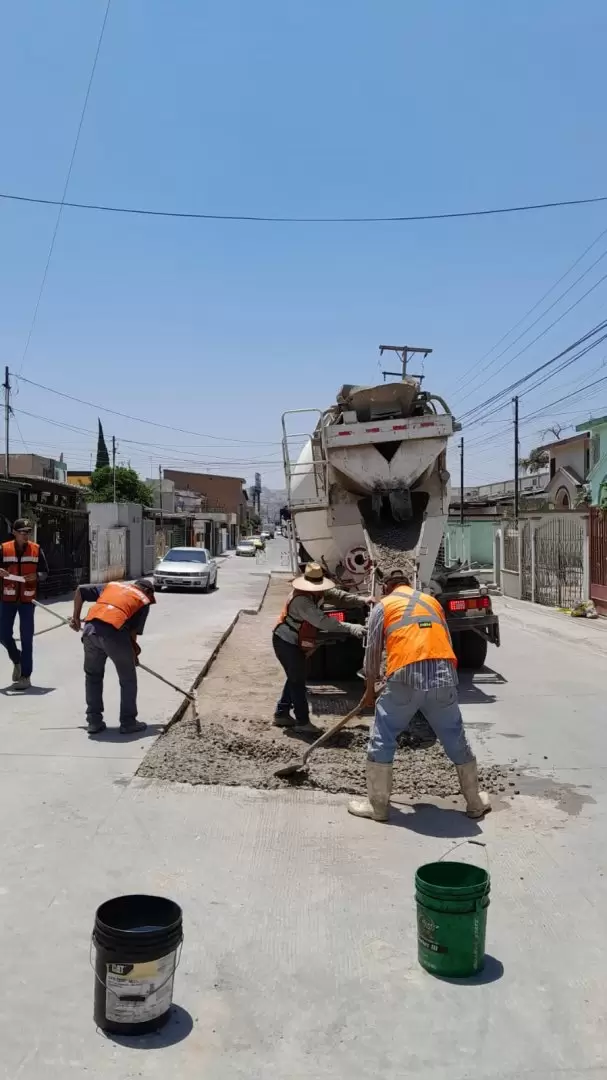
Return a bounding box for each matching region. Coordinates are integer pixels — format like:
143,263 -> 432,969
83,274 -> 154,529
161,572 -> 272,734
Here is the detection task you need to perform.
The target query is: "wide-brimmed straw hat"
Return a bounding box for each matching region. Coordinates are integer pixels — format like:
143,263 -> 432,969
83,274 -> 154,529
292,562 -> 335,593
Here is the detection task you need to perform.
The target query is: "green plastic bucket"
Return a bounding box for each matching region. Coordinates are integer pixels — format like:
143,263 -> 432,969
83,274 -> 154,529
415,860 -> 490,978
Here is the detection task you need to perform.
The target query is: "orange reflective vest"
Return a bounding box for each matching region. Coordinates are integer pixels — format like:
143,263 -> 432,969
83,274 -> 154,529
275,595 -> 318,651
381,585 -> 455,677
1,540 -> 40,603
84,582 -> 153,631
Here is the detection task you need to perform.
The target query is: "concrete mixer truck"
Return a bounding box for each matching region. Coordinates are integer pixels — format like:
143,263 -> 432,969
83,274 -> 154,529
281,346 -> 500,681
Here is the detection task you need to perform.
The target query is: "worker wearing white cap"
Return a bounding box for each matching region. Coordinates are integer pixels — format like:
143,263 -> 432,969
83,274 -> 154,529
273,563 -> 370,733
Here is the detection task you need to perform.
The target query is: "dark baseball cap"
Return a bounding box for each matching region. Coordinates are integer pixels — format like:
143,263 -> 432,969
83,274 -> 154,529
12,518 -> 32,532
381,565 -> 413,586
135,578 -> 156,602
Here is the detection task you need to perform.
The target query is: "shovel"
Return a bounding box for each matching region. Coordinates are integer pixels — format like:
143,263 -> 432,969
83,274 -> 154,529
32,599 -> 200,728
274,697 -> 366,780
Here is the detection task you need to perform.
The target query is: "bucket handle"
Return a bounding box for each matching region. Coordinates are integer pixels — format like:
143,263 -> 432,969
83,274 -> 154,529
90,938 -> 183,1001
438,839 -> 490,908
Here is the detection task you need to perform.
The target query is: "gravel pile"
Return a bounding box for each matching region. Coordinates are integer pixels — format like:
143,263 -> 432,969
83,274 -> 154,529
139,576 -> 517,801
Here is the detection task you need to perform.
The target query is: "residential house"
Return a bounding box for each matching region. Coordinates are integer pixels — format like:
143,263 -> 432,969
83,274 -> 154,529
67,470 -> 92,487
576,416 -> 607,505
162,470 -> 248,547
451,471 -> 550,516
0,472 -> 88,595
536,431 -> 591,508
8,453 -> 68,483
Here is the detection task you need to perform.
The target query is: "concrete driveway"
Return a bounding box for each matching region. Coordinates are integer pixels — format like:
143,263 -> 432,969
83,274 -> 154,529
1,559 -> 607,1079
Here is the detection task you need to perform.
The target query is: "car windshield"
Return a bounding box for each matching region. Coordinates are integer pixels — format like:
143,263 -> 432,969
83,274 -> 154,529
164,550 -> 207,563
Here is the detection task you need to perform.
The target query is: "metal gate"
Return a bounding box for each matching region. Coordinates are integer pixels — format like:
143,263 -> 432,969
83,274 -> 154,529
534,515 -> 584,607
36,507 -> 90,597
520,520 -> 532,600
590,507 -> 607,612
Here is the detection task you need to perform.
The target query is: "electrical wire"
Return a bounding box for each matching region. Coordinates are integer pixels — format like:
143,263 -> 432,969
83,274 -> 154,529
11,409 -> 282,473
2,191 -> 607,225
447,224 -> 607,398
456,275 -> 607,421
458,320 -> 607,424
10,373 -> 281,445
17,0 -> 113,375
451,247 -> 607,405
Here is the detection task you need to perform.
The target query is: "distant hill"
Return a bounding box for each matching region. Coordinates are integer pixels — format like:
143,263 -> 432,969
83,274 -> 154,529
259,487 -> 287,523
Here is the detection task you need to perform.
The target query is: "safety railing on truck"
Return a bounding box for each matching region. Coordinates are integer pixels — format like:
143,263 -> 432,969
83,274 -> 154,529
281,409 -> 331,511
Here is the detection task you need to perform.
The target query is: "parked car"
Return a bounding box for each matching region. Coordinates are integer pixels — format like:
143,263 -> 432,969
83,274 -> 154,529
236,539 -> 257,557
154,547 -> 218,591
251,536 -> 265,550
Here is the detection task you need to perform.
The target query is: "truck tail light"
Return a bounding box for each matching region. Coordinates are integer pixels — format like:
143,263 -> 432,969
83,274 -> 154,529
447,596 -> 490,612
327,610 -> 345,621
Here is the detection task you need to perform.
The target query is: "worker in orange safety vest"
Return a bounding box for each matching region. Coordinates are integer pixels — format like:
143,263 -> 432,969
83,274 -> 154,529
0,518 -> 49,690
70,578 -> 156,736
348,566 -> 490,823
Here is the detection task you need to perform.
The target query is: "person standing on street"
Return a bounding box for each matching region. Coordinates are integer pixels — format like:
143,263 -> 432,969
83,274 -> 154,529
273,562 -> 369,732
70,579 -> 155,736
348,566 -> 490,823
0,518 -> 49,690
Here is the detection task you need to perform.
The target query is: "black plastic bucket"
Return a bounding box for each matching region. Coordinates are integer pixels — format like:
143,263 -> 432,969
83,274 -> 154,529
92,894 -> 183,1034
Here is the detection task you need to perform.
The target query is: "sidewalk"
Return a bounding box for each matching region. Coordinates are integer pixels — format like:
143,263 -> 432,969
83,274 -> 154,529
494,594 -> 607,655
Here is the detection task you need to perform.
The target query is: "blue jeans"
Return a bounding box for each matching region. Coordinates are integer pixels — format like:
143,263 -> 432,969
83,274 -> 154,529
0,603 -> 35,678
368,680 -> 474,766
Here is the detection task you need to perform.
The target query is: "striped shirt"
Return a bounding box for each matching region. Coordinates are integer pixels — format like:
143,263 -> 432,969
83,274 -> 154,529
363,600 -> 458,690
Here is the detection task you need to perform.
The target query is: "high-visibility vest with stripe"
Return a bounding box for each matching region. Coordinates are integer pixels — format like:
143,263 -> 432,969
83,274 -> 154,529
275,594 -> 318,650
381,585 -> 455,677
1,540 -> 40,603
84,582 -> 152,631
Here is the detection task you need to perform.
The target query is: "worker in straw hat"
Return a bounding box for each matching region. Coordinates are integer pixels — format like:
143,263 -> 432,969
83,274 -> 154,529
348,565 -> 490,823
273,562 -> 371,733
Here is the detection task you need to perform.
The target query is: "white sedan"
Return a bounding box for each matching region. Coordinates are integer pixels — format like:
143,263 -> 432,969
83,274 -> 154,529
154,547 -> 218,592
235,539 -> 257,557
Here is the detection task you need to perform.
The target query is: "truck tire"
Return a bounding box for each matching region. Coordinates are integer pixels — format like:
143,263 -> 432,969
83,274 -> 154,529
306,639 -> 364,681
454,630 -> 488,670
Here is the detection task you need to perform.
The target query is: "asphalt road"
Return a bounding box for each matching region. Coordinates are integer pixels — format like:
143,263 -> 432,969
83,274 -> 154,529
1,551 -> 606,1079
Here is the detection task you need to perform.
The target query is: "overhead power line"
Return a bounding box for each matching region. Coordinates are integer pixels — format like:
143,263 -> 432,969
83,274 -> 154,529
17,0 -> 113,375
10,373 -> 280,445
448,224 -> 607,397
2,191 -> 607,225
455,271 -> 607,418
459,320 -> 607,424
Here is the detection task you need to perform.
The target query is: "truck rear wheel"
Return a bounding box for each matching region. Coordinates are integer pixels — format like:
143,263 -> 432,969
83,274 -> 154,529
306,639 -> 364,681
454,630 -> 488,670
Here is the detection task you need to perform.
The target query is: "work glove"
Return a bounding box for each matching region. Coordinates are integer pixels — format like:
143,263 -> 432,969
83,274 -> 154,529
347,623 -> 366,639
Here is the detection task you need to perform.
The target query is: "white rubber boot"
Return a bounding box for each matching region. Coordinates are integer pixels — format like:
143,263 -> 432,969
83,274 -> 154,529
456,760 -> 491,819
348,762 -> 392,822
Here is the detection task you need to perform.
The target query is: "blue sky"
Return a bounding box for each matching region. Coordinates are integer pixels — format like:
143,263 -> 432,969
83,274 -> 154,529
1,0 -> 607,487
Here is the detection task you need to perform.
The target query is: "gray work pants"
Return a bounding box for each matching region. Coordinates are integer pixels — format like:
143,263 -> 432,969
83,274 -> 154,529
83,631 -> 138,728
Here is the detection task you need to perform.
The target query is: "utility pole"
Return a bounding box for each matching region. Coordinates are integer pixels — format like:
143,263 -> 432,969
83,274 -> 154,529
3,367 -> 10,478
459,437 -> 465,526
379,344 -> 432,382
513,395 -> 520,523
112,435 -> 117,503
158,464 -> 164,529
